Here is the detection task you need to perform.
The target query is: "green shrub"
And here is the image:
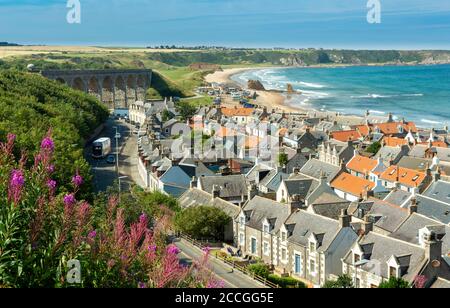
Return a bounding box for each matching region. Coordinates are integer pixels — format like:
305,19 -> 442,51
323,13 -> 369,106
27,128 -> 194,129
247,263 -> 271,279
267,274 -> 307,288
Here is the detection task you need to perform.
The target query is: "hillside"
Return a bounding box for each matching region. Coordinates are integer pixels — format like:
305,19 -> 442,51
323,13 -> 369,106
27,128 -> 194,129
1,48 -> 450,100
0,70 -> 109,197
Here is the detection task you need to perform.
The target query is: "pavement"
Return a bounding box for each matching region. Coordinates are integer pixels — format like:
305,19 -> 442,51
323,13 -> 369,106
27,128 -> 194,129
85,117 -> 144,193
174,238 -> 267,289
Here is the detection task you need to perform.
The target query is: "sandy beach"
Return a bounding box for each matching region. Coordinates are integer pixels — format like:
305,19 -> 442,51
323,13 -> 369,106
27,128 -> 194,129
205,67 -> 301,113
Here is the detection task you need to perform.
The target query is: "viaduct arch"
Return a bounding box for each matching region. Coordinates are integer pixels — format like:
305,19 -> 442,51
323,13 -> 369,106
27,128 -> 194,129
41,69 -> 152,110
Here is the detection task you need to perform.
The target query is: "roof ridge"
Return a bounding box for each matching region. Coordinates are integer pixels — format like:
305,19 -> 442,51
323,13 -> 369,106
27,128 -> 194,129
367,231 -> 424,250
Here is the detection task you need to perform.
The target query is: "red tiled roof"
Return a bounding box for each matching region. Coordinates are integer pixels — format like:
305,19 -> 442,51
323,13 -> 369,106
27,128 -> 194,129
380,166 -> 427,188
330,130 -> 362,142
347,155 -> 379,175
331,172 -> 375,197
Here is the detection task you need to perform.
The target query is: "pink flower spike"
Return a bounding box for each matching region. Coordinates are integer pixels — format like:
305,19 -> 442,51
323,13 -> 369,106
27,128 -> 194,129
63,194 -> 76,206
40,137 -> 55,152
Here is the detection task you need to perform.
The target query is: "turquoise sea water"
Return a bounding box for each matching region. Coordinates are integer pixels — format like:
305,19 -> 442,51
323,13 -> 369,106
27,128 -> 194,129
232,64 -> 450,127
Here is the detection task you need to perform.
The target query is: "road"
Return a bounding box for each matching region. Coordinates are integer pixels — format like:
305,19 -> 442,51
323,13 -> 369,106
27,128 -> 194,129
85,117 -> 144,193
174,238 -> 267,289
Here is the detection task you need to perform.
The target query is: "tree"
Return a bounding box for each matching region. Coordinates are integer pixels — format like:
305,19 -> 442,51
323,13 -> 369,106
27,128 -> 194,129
378,277 -> 411,288
176,101 -> 197,121
162,109 -> 174,122
322,275 -> 354,288
174,206 -> 231,240
366,141 -> 382,154
278,152 -> 288,167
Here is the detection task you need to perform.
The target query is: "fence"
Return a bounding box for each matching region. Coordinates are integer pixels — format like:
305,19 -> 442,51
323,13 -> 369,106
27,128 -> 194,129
179,233 -> 280,289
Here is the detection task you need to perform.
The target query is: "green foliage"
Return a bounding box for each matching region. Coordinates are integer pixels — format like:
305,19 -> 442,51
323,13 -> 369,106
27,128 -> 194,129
162,109 -> 175,122
0,70 -> 109,198
366,141 -> 382,154
278,152 -> 289,167
267,274 -> 307,288
176,101 -> 198,121
174,206 -> 231,240
378,277 -> 411,289
322,275 -> 354,288
247,263 -> 271,279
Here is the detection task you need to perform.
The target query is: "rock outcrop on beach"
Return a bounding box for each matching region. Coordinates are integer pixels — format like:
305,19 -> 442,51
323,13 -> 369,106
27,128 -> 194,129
248,80 -> 266,91
287,83 -> 294,94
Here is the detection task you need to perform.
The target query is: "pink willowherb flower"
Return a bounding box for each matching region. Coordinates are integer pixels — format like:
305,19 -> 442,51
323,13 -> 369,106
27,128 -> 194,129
7,133 -> 16,143
207,279 -> 226,289
40,137 -> 55,152
88,230 -> 97,239
46,164 -> 55,174
72,170 -> 83,188
47,179 -> 57,190
63,194 -> 76,206
8,169 -> 25,204
166,244 -> 180,255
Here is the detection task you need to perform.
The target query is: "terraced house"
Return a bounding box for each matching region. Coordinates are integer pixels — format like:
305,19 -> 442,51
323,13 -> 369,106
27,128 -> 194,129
276,209 -> 358,287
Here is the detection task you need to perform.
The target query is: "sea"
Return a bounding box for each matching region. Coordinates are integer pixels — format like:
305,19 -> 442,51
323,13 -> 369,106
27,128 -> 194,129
231,64 -> 450,128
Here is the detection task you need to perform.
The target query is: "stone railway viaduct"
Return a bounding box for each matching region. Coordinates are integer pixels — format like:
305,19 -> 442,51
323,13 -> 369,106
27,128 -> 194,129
41,69 -> 152,110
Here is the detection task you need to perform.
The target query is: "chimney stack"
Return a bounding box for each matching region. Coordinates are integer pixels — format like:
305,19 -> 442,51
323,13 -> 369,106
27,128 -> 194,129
423,230 -> 444,263
190,176 -> 198,189
289,194 -> 302,214
362,215 -> 373,235
248,184 -> 258,201
339,209 -> 351,228
409,197 -> 418,215
212,185 -> 220,199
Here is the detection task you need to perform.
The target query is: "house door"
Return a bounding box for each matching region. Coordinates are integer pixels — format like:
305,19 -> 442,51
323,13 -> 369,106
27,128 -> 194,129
295,254 -> 301,274
251,238 -> 257,254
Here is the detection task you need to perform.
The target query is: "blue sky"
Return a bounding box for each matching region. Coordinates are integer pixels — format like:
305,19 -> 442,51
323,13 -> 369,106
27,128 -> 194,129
1,0 -> 450,49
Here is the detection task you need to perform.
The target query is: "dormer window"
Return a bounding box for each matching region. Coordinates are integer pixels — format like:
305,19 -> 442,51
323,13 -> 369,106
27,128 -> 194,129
281,231 -> 287,242
240,216 -> 245,225
389,266 -> 398,279
263,224 -> 270,234
354,253 -> 361,265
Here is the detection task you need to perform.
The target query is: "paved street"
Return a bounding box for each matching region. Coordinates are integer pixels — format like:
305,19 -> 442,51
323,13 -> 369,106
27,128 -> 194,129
174,238 -> 267,289
85,117 -> 144,193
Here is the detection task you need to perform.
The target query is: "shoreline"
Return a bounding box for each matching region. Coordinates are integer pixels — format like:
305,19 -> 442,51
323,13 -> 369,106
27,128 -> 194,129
204,66 -> 448,129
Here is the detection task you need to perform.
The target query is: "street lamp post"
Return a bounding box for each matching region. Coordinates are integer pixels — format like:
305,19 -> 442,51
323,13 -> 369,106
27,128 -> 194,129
113,126 -> 120,177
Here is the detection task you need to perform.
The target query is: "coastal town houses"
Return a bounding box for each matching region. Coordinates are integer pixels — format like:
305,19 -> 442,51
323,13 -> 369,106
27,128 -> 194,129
374,144 -> 410,165
237,196 -> 291,266
299,158 -> 343,183
197,174 -> 249,205
379,165 -> 432,193
330,172 -> 378,202
346,154 -> 386,183
276,209 -> 358,287
342,229 -> 450,288
318,139 -> 355,167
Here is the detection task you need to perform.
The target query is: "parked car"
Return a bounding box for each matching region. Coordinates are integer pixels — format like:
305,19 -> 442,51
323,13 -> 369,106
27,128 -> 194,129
106,154 -> 116,164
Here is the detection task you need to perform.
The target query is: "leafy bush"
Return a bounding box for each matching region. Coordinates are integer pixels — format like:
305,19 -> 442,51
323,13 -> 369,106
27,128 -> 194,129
174,206 -> 231,240
267,274 -> 307,288
378,277 -> 411,289
366,142 -> 382,155
247,263 -> 271,279
322,275 -> 354,288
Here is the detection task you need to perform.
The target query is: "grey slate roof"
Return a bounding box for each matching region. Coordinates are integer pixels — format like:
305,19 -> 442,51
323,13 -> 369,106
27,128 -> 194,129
410,145 -> 450,162
413,195 -> 450,224
397,156 -> 432,171
366,198 -> 410,233
310,193 -> 351,220
375,146 -> 405,163
344,232 -> 426,282
283,178 -> 319,199
284,210 -> 342,252
243,196 -> 291,233
199,175 -> 247,199
178,188 -> 241,218
383,189 -> 413,207
389,213 -> 450,256
430,278 -> 450,288
300,158 -> 341,182
422,180 -> 450,205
